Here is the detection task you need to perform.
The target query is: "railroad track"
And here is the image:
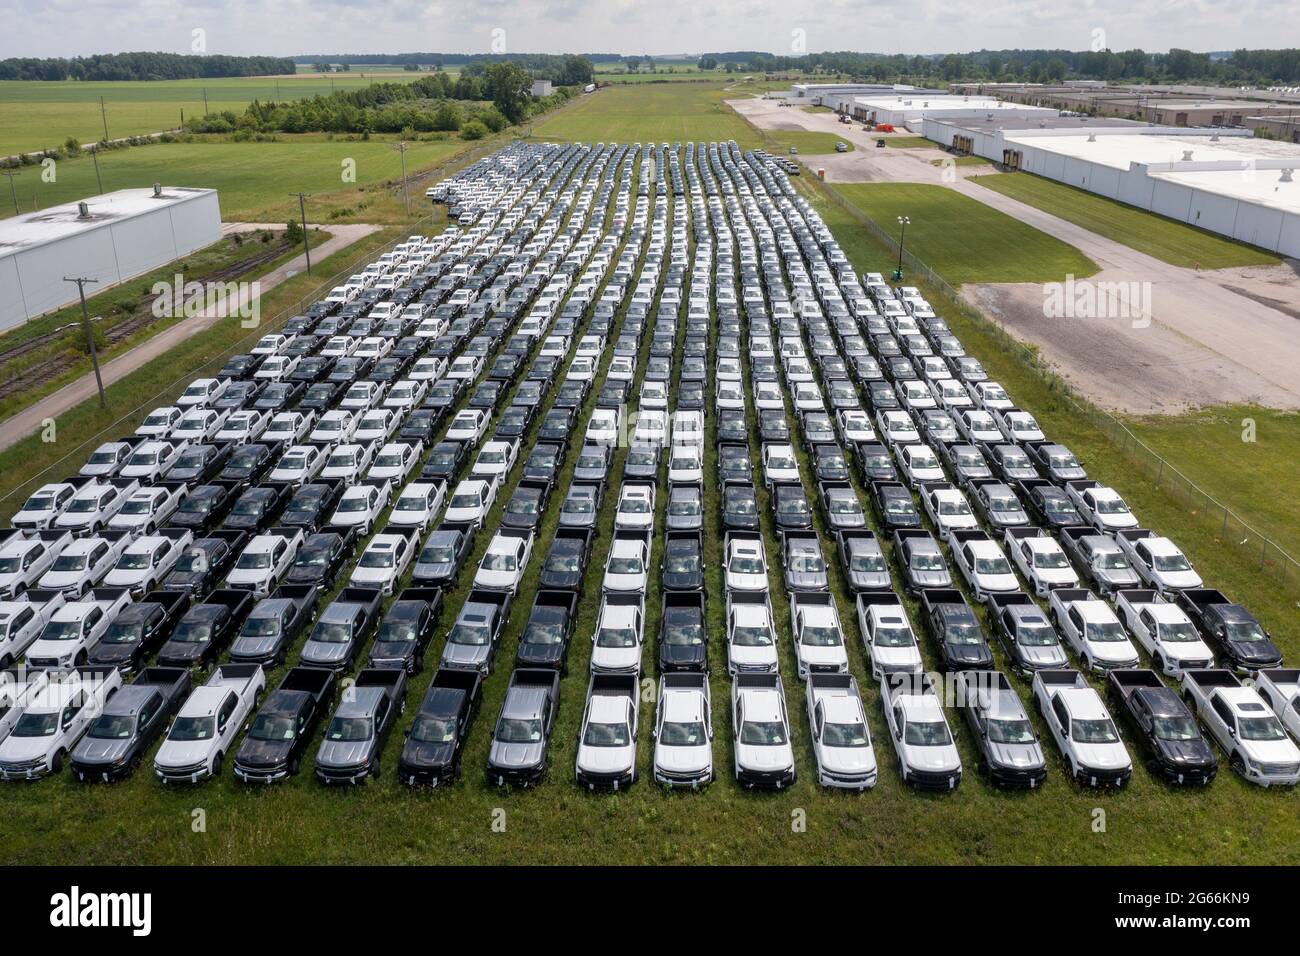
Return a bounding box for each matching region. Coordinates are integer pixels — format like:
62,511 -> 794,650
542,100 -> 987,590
0,240 -> 293,403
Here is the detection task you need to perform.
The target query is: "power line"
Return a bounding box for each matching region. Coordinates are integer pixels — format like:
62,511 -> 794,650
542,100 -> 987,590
63,276 -> 107,409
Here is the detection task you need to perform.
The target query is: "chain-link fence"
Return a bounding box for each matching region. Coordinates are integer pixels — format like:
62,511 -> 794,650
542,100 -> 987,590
805,173 -> 1300,596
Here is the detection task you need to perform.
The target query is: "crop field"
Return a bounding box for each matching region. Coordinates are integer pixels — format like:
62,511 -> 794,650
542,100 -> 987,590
830,182 -> 1100,284
1,134 -> 1298,870
0,136 -> 465,224
531,82 -> 763,145
0,74 -> 425,157
971,172 -> 1281,269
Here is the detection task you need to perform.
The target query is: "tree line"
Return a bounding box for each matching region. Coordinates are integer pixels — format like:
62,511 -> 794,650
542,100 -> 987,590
0,52 -> 296,81
299,53 -> 595,86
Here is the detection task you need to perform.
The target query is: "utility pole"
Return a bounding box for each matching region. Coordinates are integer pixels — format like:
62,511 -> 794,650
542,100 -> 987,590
391,140 -> 411,216
90,146 -> 103,194
64,277 -> 107,408
99,96 -> 109,141
1,170 -> 19,215
290,193 -> 312,273
203,88 -> 209,116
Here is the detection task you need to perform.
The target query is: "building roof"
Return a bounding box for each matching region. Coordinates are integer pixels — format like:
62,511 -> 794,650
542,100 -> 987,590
0,187 -> 216,259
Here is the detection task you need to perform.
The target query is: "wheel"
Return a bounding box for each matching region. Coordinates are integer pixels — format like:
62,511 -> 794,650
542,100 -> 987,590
74,652 -> 87,666
211,752 -> 223,776
369,755 -> 381,778
288,754 -> 301,776
1154,652 -> 1166,675
1230,752 -> 1245,776
50,750 -> 64,774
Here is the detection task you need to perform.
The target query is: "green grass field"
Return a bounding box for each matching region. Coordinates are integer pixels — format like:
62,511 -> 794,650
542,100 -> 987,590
765,130 -> 853,155
971,172 -> 1280,269
830,182 -> 1100,284
532,82 -> 762,145
882,136 -> 935,148
0,135 -> 465,224
0,75 -> 426,157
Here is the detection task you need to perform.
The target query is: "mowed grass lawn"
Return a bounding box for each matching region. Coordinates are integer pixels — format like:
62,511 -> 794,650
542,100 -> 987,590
832,182 -> 1099,284
532,82 -> 761,145
0,136 -> 465,223
1124,407 -> 1300,560
0,75 -> 424,156
765,130 -> 853,155
972,172 -> 1280,269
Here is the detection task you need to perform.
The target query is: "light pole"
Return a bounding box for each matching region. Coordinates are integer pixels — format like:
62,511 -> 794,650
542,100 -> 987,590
391,140 -> 411,216
1,169 -> 19,215
893,215 -> 910,281
64,276 -> 107,408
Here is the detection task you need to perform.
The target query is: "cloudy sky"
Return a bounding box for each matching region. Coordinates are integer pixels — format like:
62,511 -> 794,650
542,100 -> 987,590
1,0 -> 1293,58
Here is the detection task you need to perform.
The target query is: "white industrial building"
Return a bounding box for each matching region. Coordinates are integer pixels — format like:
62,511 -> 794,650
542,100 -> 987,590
924,118 -> 1300,258
0,186 -> 221,332
784,84 -> 1057,130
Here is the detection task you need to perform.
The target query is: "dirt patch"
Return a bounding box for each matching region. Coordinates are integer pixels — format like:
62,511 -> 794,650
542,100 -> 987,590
962,280 -> 1300,414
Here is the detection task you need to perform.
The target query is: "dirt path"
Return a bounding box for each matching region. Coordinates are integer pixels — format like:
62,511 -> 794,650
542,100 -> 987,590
0,222 -> 381,452
732,95 -> 1300,413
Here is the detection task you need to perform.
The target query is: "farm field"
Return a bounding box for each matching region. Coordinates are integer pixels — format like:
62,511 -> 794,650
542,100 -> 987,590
0,135 -> 466,224
532,81 -> 763,145
0,74 -> 425,157
830,182 -> 1100,284
971,171 -> 1280,269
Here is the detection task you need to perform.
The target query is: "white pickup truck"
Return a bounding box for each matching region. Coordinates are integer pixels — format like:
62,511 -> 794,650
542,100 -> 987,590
731,672 -> 796,790
1254,670 -> 1300,744
652,672 -> 713,789
54,479 -> 139,536
24,588 -> 133,669
1031,669 -> 1132,788
102,528 -> 192,598
574,673 -> 639,791
154,663 -> 266,783
36,530 -> 132,599
0,529 -> 72,600
1113,589 -> 1215,677
225,529 -> 305,599
789,592 -> 848,680
881,672 -> 961,791
0,667 -> 122,779
1181,669 -> 1300,787
1048,588 -> 1140,672
856,592 -> 923,679
0,668 -> 52,742
107,483 -> 188,537
0,590 -> 66,667
1005,527 -> 1079,597
726,591 -> 779,676
1116,529 -> 1203,593
806,673 -> 877,790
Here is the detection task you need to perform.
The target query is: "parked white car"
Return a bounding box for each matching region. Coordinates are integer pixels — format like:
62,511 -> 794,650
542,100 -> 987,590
1049,588 -> 1141,672
1033,669 -> 1132,788
0,531 -> 70,600
1006,528 -> 1080,597
154,664 -> 266,783
881,673 -> 961,790
350,532 -> 416,595
24,589 -> 132,669
388,481 -> 445,532
0,669 -> 121,779
806,674 -> 877,789
103,531 -> 190,597
732,673 -> 796,789
652,673 -> 713,788
225,530 -> 303,598
35,533 -> 129,599
1115,589 -> 1215,676
474,530 -> 533,594
329,483 -> 390,537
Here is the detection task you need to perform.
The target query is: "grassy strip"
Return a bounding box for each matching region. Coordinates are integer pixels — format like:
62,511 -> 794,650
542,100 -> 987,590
970,171 -> 1280,269
831,182 -> 1100,284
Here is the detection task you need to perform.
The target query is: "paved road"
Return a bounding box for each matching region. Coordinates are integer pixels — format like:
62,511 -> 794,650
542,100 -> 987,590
732,95 -> 1300,412
0,223 -> 382,453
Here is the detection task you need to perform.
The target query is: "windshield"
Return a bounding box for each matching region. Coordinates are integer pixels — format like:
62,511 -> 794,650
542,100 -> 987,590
411,716 -> 456,744
801,626 -> 841,647
311,621 -> 353,644
1239,716 -> 1287,741
583,721 -> 630,747
911,553 -> 945,571
1097,552 -> 1131,571
1153,554 -> 1191,572
448,623 -> 489,646
481,553 -> 517,572
359,550 -> 395,569
50,553 -> 88,572
987,718 -> 1035,744
945,622 -> 984,646
597,627 -> 636,648
975,557 -> 1012,575
823,721 -> 869,747
168,715 -> 215,741
874,625 -> 914,648
121,498 -> 154,515
732,624 -> 772,647
495,717 -> 542,744
660,721 -> 707,746
248,714 -> 296,741
740,720 -> 786,746
99,621 -> 141,645
1157,622 -> 1201,643
1152,716 -> 1200,741
904,720 -> 952,746
88,714 -> 136,740
326,717 -> 372,742
235,552 -> 272,570
12,712 -> 60,737
1224,620 -> 1268,643
1085,622 -> 1128,643
170,622 -> 210,644
1072,719 -> 1119,744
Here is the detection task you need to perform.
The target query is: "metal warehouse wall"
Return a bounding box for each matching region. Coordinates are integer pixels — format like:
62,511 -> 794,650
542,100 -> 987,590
0,191 -> 222,333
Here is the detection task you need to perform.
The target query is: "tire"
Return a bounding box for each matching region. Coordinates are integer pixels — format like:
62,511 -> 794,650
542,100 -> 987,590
370,755 -> 381,778
288,754 -> 301,776
1154,652 -> 1167,675
1230,752 -> 1245,776
211,752 -> 223,777
50,750 -> 64,774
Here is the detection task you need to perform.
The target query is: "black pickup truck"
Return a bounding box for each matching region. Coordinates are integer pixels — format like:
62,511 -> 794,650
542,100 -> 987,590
1106,669 -> 1217,785
1175,588 -> 1282,673
398,668 -> 484,786
155,588 -> 254,669
368,587 -> 442,674
920,588 -> 995,671
69,667 -> 191,782
234,667 -> 337,783
515,590 -> 579,671
87,590 -> 190,675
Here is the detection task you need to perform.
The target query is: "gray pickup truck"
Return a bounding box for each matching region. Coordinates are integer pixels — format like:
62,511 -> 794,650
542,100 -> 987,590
486,668 -> 561,788
314,669 -> 406,785
70,666 -> 191,782
300,586 -> 382,672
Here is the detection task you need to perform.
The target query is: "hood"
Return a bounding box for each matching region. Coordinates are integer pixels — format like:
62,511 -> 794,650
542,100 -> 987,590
986,740 -> 1045,771
947,642 -> 993,667
1154,736 -> 1215,768
285,566 -> 326,585
592,647 -> 639,672
737,743 -> 793,772
789,572 -> 825,590
0,734 -> 54,764
25,638 -> 80,663
413,563 -> 454,586
660,643 -> 706,669
401,737 -> 454,770
236,736 -> 293,768
577,745 -> 634,776
441,643 -> 488,669
661,572 -> 702,592
155,739 -> 213,770
906,744 -> 960,773
664,515 -> 700,532
370,640 -> 415,665
231,634 -> 282,659
1072,741 -> 1130,772
301,640 -> 351,666
37,570 -> 88,590
488,740 -> 543,771
540,569 -> 580,590
1020,643 -> 1070,668
1158,571 -> 1202,590
315,738 -> 373,770
655,743 -> 710,775
820,745 -> 878,776
104,569 -> 148,586
72,735 -> 133,766
850,571 -> 891,591
164,570 -> 208,591
158,641 -> 204,665
516,643 -> 563,667
913,569 -> 950,588
1233,638 -> 1283,667
88,643 -> 138,666
1091,640 -> 1139,666
873,645 -> 922,671
730,644 -> 778,670
1098,568 -> 1142,590
223,514 -> 262,531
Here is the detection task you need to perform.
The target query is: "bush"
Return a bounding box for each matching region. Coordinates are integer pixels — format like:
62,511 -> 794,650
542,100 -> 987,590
285,219 -> 303,245
460,120 -> 488,141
